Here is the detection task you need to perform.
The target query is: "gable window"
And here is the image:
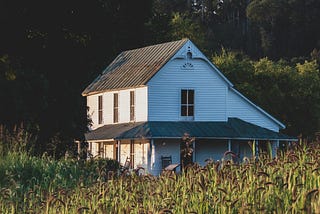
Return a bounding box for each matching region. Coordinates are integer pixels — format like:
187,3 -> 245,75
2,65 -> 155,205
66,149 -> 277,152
113,93 -> 119,123
98,95 -> 103,124
181,89 -> 194,117
130,91 -> 135,121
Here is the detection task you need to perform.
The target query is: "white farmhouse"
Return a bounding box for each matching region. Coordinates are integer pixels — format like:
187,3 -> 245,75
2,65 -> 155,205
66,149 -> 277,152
82,39 -> 295,175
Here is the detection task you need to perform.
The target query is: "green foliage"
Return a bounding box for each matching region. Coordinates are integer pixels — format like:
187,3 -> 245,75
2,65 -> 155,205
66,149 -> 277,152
0,151 -> 120,211
213,50 -> 320,136
169,12 -> 206,47
0,124 -> 35,156
247,0 -> 320,58
1,0 -> 320,155
0,143 -> 319,213
212,49 -> 256,98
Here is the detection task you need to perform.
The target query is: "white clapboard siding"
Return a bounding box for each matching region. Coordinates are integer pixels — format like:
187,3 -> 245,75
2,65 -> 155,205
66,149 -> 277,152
195,139 -> 228,166
119,90 -> 129,122
238,141 -> 253,160
104,92 -> 113,125
87,94 -> 99,129
147,58 -> 228,121
227,88 -> 280,132
150,139 -> 180,175
86,87 -> 148,129
135,87 -> 148,122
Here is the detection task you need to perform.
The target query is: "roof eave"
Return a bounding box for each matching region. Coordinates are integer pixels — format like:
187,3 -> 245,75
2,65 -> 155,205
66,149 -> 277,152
82,85 -> 147,97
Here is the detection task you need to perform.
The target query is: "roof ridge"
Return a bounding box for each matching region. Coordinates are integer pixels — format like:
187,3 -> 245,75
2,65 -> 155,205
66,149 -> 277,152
122,38 -> 189,53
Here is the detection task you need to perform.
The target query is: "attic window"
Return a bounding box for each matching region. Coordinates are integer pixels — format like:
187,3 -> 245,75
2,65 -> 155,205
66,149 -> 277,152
187,51 -> 192,59
181,51 -> 194,70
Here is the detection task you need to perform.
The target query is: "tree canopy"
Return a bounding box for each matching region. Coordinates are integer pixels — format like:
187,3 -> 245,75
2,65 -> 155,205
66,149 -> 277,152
1,0 -> 319,155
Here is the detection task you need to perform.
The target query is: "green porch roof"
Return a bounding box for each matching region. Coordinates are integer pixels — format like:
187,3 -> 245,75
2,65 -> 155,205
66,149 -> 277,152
85,118 -> 296,141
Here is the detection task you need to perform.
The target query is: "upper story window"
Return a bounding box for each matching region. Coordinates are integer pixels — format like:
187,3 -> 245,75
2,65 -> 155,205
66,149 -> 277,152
113,93 -> 119,123
98,95 -> 103,124
181,89 -> 194,118
130,91 -> 135,121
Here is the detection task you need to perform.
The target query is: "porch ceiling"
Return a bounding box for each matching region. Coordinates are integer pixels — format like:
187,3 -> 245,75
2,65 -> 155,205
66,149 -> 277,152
85,118 -> 297,142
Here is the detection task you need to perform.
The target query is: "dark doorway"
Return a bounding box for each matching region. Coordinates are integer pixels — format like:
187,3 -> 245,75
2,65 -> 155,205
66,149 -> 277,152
180,136 -> 194,170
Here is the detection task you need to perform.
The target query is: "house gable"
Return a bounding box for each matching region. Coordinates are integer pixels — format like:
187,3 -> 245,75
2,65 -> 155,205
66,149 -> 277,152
147,40 -> 230,122
147,40 -> 284,131
227,88 -> 285,132
84,38 -> 285,132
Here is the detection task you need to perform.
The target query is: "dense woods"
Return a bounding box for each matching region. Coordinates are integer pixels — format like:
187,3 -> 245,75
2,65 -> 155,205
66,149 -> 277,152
1,0 -> 320,156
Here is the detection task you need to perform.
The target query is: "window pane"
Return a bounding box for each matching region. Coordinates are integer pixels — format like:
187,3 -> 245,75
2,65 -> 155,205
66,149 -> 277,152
188,106 -> 194,116
188,90 -> 194,104
181,106 -> 187,116
181,90 -> 187,104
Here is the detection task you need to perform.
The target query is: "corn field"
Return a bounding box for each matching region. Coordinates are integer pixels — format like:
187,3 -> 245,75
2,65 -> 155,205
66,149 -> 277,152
0,142 -> 319,213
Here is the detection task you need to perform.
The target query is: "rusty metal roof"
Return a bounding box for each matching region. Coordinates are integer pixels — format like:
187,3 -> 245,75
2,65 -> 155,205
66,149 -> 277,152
82,39 -> 188,96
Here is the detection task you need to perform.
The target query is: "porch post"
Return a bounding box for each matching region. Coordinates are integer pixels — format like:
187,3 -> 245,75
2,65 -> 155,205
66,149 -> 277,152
271,140 -> 279,158
117,140 -> 121,162
256,140 -> 259,158
228,139 -> 232,151
151,139 -> 155,170
193,139 -> 196,162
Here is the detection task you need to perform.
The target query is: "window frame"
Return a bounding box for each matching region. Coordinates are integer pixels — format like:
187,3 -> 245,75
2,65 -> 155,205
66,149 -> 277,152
180,89 -> 195,120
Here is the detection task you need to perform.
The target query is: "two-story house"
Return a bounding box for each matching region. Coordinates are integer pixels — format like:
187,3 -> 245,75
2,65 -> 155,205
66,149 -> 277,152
82,39 -> 296,175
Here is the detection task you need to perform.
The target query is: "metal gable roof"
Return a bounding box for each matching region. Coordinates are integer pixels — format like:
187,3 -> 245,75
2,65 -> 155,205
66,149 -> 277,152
84,118 -> 297,141
82,39 -> 188,96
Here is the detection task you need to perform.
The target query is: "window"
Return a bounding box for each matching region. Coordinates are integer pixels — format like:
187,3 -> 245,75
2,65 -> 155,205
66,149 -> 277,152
181,89 -> 194,117
113,93 -> 119,123
98,95 -> 103,124
130,91 -> 135,121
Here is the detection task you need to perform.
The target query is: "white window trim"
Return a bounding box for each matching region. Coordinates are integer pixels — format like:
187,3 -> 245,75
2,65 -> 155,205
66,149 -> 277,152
180,88 -> 195,121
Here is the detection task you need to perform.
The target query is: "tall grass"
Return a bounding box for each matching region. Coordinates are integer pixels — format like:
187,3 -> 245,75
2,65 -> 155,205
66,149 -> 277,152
0,141 -> 319,213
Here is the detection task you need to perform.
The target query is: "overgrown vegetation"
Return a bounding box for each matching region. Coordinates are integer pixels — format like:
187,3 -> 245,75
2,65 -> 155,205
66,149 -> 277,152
0,129 -> 120,213
212,50 -> 320,136
0,139 -> 319,213
1,0 -> 320,155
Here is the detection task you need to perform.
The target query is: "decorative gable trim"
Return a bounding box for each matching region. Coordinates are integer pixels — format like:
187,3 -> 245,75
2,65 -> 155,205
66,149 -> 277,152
181,62 -> 194,70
